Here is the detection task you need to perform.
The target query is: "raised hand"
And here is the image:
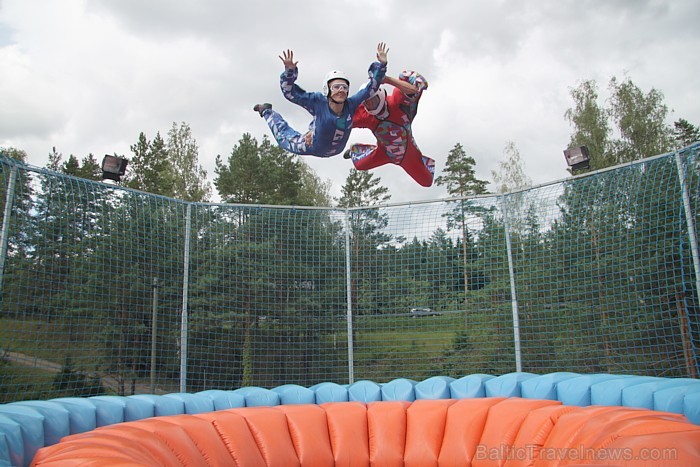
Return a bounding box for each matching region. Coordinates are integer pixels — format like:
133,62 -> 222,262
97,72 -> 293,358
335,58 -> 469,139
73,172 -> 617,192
376,42 -> 389,66
279,49 -> 298,70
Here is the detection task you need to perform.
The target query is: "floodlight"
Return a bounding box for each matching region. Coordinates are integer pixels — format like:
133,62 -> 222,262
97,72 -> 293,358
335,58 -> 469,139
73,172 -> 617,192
101,155 -> 128,181
563,146 -> 590,173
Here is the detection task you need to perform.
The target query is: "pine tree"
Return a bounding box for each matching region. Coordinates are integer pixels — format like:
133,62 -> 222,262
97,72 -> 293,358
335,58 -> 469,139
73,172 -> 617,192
337,169 -> 391,317
336,168 -> 390,208
435,143 -> 489,304
125,132 -> 175,196
435,143 -> 488,198
672,119 -> 700,149
215,134 -> 328,206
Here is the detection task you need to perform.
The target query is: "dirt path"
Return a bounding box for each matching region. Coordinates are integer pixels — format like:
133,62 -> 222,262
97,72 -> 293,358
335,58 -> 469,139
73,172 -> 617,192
1,348 -> 169,395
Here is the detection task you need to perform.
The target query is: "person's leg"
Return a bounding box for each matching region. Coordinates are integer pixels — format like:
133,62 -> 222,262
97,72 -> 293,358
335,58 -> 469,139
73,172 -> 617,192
253,103 -> 272,117
400,147 -> 435,187
347,144 -> 393,171
264,110 -> 309,154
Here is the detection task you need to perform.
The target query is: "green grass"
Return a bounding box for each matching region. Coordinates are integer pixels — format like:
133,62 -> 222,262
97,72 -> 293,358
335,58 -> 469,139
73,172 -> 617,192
1,310 -> 477,395
355,329 -> 455,354
339,313 -> 467,381
0,317 -> 104,366
0,362 -> 56,403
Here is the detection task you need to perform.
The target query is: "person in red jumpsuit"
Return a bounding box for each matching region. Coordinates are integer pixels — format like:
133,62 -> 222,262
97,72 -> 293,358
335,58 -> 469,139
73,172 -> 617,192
344,70 -> 435,187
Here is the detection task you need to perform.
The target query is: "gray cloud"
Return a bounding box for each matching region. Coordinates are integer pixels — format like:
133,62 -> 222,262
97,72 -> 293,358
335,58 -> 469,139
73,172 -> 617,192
1,0 -> 699,203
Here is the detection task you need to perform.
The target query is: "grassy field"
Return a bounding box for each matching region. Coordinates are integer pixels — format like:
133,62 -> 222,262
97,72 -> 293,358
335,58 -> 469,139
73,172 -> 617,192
349,312 -> 467,381
0,317 -> 105,369
2,311 -> 474,395
0,362 -> 55,403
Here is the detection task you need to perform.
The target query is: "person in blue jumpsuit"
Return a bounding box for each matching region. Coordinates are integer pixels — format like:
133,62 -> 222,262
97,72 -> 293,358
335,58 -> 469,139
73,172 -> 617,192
253,43 -> 388,158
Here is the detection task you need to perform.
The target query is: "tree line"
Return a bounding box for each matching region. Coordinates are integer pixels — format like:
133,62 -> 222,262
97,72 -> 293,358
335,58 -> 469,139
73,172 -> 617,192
0,75 -> 698,401
2,75 -> 698,209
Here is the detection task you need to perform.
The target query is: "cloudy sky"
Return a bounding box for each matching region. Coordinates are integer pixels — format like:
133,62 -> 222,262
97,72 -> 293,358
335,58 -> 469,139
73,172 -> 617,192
1,0 -> 699,204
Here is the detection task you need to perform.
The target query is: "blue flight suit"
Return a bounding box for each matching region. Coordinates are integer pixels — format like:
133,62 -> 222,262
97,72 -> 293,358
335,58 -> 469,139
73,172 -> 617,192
262,61 -> 387,157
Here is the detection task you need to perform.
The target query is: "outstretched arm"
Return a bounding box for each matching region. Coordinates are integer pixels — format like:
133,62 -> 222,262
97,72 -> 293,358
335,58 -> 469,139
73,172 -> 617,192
278,49 -> 313,109
369,42 -> 389,91
383,75 -> 418,96
347,43 -> 389,108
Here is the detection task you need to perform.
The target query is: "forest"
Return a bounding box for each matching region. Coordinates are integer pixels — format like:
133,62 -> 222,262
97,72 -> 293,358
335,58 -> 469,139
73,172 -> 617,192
0,77 -> 699,403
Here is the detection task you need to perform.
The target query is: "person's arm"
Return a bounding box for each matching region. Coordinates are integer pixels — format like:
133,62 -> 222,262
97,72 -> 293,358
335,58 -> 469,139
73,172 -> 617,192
383,75 -> 418,96
370,42 -> 389,94
389,71 -> 428,105
398,71 -> 428,94
352,105 -> 375,129
348,43 -> 389,108
278,49 -> 315,109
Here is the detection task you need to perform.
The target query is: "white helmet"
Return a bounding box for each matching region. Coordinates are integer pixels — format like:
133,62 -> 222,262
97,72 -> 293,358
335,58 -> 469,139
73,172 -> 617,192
322,70 -> 349,95
363,88 -> 388,117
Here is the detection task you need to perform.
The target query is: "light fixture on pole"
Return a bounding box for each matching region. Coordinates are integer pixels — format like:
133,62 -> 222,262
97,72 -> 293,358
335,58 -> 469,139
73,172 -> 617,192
563,146 -> 590,174
101,155 -> 128,182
